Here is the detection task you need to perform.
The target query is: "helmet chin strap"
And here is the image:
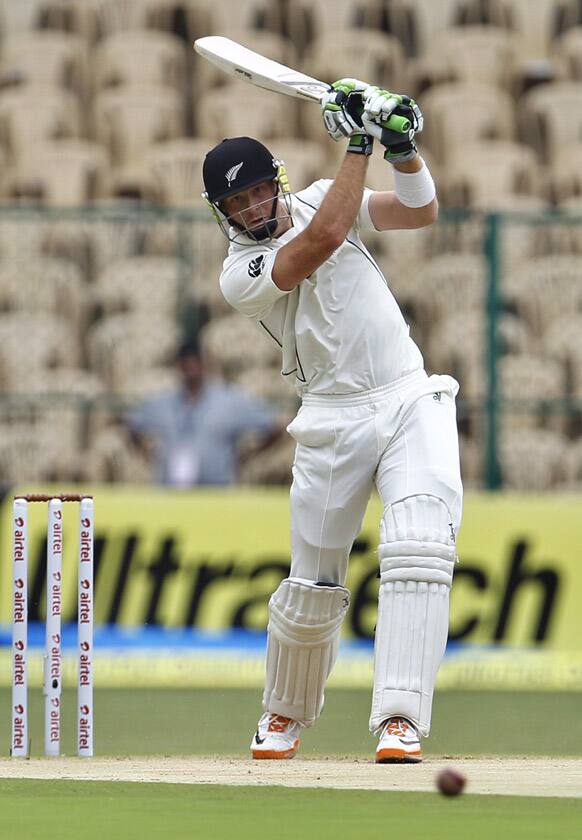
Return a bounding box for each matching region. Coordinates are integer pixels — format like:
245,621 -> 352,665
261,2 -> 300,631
228,190 -> 280,242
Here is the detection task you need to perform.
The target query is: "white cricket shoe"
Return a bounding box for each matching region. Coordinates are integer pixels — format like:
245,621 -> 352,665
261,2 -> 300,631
251,713 -> 302,760
375,716 -> 422,763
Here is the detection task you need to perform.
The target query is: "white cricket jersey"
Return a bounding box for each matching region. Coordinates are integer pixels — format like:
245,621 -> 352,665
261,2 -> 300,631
219,179 -> 424,396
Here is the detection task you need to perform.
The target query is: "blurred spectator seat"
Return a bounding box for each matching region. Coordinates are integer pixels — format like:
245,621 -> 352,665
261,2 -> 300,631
370,223 -> 435,277
412,253 -> 487,323
498,353 -> 566,432
500,427 -> 568,490
484,0 -> 567,60
94,30 -> 187,92
557,437 -> 582,489
93,0 -> 151,37
253,0 -> 315,55
0,432 -> 61,483
236,365 -> 299,415
479,194 -> 548,272
0,256 -> 85,327
87,311 -> 180,390
386,0 -> 472,57
0,218 -> 48,259
120,365 -> 178,400
86,214 -> 145,276
546,144 -> 582,203
420,82 -> 515,163
200,312 -> 281,378
86,424 -> 153,482
102,162 -> 160,202
0,85 -> 81,160
303,29 -> 405,96
410,25 -> 515,91
520,82 -> 582,163
543,313 -> 582,395
196,81 -> 290,142
0,31 -> 88,97
145,0 -> 213,45
92,256 -> 187,318
148,137 -> 207,206
36,0 -> 100,41
458,432 -> 483,489
23,367 -> 105,479
272,139 -> 327,191
554,25 -> 582,78
548,195 -> 582,255
0,0 -> 44,32
207,0 -> 270,35
94,84 -> 184,165
503,255 -> 582,336
443,141 -> 541,207
3,140 -> 108,205
0,313 -> 80,390
427,308 -> 486,400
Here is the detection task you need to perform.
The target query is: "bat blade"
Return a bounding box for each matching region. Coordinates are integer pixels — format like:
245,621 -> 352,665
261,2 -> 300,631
194,35 -> 329,102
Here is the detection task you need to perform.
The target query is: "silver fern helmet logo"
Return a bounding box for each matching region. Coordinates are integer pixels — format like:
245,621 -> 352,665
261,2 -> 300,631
225,162 -> 243,186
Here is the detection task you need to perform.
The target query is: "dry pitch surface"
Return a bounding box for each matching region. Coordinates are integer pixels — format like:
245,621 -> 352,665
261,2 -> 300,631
0,757 -> 580,798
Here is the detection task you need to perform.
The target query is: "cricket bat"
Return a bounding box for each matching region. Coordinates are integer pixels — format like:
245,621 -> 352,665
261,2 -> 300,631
193,35 -> 411,133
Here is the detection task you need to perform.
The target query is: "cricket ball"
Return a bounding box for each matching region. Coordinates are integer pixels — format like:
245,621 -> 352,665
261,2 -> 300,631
436,767 -> 466,797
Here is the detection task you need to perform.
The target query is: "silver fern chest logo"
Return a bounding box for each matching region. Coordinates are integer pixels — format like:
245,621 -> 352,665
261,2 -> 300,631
226,162 -> 243,186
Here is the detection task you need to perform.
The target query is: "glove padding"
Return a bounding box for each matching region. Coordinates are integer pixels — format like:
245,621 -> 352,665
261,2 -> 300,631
321,77 -> 370,141
362,89 -> 423,164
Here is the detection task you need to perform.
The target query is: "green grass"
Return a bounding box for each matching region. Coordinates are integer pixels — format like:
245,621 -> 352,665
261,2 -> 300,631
0,781 -> 581,840
1,689 -> 580,840
0,688 -> 580,758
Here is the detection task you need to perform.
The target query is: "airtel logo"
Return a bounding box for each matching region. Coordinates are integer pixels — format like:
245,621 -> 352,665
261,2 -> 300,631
82,519 -> 91,528
80,705 -> 90,715
15,517 -> 24,527
53,571 -> 61,582
15,641 -> 24,651
54,510 -> 62,520
15,578 -> 24,589
81,579 -> 91,590
52,634 -> 61,644
80,641 -> 90,652
14,704 -> 24,714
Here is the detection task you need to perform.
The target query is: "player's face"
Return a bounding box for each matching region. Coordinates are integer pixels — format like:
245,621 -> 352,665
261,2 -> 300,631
221,180 -> 278,234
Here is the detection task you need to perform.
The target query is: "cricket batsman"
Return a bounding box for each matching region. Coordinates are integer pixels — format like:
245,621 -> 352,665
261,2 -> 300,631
201,79 -> 463,763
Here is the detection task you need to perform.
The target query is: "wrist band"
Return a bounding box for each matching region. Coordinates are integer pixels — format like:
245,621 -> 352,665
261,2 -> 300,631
393,163 -> 436,208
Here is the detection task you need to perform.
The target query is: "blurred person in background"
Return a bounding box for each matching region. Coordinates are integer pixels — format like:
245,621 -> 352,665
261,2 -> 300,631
202,80 -> 462,763
127,340 -> 283,487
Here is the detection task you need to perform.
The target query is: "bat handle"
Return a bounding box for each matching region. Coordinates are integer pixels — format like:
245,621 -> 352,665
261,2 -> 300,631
346,94 -> 411,135
383,114 -> 411,134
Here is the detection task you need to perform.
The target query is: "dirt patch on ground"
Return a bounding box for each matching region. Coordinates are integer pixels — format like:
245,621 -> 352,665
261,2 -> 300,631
0,756 -> 580,798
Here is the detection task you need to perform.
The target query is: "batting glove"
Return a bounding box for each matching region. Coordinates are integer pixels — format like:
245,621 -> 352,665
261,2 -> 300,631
362,90 -> 423,164
321,78 -> 374,154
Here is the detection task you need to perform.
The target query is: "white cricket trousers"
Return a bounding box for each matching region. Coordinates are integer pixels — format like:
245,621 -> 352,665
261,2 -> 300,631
287,369 -> 463,585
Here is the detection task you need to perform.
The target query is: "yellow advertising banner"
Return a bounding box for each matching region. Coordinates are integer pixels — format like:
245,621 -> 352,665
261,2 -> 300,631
1,486 -> 581,650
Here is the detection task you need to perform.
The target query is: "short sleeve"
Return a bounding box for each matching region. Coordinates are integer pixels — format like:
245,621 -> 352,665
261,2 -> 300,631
358,188 -> 378,232
220,249 -> 292,320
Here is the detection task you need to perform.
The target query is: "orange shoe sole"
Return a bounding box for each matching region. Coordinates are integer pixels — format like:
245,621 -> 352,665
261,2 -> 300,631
376,748 -> 422,764
252,741 -> 299,760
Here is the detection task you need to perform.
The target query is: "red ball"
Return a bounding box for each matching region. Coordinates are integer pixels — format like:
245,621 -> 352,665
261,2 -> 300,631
436,767 -> 466,797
